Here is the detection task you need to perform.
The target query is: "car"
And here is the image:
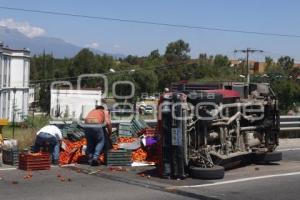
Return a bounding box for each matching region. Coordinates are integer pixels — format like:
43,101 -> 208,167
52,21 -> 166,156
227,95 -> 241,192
144,105 -> 154,114
148,96 -> 156,100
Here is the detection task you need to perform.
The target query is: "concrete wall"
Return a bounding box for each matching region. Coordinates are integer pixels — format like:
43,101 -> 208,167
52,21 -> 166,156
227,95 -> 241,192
50,89 -> 102,121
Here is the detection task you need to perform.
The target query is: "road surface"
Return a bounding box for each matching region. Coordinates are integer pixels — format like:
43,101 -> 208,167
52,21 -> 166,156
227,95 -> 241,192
0,139 -> 300,200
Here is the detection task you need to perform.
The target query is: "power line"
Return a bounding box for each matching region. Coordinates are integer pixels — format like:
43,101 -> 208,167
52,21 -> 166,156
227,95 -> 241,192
26,65 -> 174,85
1,6 -> 300,38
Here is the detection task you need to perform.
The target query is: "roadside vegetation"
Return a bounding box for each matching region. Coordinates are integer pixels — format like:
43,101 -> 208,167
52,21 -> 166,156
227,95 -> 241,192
3,116 -> 49,149
30,39 -> 300,114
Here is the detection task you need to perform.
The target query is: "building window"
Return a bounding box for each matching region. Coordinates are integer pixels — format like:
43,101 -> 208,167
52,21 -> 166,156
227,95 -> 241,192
2,92 -> 7,118
3,57 -> 7,87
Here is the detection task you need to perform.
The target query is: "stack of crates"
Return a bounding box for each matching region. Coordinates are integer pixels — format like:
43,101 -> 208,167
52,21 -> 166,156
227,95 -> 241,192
19,153 -> 51,171
118,123 -> 133,137
131,118 -> 149,137
105,149 -> 132,166
2,148 -> 19,166
61,123 -> 85,141
110,131 -> 118,144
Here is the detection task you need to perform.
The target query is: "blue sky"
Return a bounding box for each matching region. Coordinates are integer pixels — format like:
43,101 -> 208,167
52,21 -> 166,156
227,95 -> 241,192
0,0 -> 300,61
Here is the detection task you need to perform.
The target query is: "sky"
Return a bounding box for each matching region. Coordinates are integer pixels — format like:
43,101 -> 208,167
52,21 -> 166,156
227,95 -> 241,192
0,0 -> 300,61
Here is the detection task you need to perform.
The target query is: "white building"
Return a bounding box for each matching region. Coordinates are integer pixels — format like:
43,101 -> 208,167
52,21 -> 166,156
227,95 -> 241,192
0,42 -> 30,122
50,89 -> 102,121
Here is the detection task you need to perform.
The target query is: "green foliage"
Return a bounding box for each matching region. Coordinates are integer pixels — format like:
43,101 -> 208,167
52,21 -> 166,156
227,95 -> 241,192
214,54 -> 230,67
30,41 -> 300,114
272,79 -> 300,111
164,39 -> 190,65
277,56 -> 294,72
262,55 -> 300,113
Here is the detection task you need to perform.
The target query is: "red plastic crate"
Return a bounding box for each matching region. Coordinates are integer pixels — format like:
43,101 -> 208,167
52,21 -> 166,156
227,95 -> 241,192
19,153 -> 51,171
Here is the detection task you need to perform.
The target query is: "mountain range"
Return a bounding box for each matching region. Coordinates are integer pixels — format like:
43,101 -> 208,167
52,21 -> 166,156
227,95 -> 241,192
0,26 -> 124,58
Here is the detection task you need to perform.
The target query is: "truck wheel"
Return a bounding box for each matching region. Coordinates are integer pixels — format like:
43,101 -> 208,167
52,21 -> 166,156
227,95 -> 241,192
189,165 -> 225,180
253,151 -> 282,164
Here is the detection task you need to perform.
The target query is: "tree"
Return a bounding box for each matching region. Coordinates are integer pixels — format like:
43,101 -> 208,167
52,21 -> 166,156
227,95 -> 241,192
277,56 -> 294,72
164,39 -> 190,64
148,49 -> 160,60
157,68 -> 180,91
264,56 -> 274,73
124,55 -> 139,65
133,70 -> 158,96
272,79 -> 300,112
213,55 -> 230,67
72,48 -> 95,74
143,49 -> 163,68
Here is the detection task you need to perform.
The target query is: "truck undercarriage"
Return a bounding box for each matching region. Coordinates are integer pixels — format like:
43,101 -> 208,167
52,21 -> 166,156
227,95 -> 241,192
157,82 -> 282,179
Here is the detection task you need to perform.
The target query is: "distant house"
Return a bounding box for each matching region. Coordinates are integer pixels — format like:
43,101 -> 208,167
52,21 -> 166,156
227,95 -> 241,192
230,60 -> 266,74
0,42 -> 30,122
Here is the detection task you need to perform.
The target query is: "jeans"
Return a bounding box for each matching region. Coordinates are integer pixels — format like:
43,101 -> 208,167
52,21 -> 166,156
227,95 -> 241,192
33,132 -> 60,163
83,125 -> 105,160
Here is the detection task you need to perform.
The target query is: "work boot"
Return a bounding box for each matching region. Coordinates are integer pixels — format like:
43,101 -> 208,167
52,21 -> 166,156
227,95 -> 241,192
52,160 -> 59,165
91,159 -> 100,166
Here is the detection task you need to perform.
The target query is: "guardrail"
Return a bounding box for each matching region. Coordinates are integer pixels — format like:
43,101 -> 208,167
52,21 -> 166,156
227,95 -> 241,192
280,115 -> 300,131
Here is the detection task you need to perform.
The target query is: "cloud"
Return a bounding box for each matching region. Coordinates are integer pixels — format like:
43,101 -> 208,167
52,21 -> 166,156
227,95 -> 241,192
113,44 -> 120,49
85,42 -> 99,49
0,18 -> 46,38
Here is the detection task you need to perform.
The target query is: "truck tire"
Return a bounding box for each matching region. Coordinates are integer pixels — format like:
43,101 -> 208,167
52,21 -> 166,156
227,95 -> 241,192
189,165 -> 225,180
253,151 -> 282,164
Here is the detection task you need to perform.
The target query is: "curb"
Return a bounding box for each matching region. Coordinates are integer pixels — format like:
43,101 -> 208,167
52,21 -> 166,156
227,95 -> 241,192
67,166 -> 218,200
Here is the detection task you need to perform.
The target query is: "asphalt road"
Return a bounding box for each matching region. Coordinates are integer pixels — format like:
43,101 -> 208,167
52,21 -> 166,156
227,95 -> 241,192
0,142 -> 300,200
171,149 -> 300,200
0,167 -> 195,200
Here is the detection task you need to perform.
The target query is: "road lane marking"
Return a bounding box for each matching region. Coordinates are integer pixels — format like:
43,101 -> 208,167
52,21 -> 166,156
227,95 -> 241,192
168,171 -> 300,189
0,168 -> 17,171
279,147 -> 300,152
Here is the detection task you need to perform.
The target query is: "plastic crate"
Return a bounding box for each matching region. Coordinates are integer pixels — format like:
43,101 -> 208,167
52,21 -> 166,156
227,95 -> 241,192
118,123 -> 133,137
131,118 -> 148,136
2,148 -> 19,166
105,149 -> 132,166
118,130 -> 132,137
118,123 -> 132,131
19,153 -> 51,171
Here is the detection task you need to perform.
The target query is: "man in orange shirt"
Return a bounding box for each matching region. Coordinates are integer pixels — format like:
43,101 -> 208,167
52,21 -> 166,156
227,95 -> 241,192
84,105 -> 112,166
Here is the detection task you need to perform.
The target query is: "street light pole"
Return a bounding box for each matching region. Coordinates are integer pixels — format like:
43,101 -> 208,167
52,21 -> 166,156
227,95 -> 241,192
246,48 -> 250,85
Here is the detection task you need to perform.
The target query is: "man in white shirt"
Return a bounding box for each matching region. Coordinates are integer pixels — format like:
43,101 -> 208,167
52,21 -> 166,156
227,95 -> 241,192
33,125 -> 62,164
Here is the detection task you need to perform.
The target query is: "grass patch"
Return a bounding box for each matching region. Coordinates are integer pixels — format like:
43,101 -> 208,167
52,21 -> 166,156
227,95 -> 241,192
2,116 -> 50,150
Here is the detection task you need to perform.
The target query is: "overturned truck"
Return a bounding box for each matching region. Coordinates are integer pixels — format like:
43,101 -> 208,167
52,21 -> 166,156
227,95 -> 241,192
157,82 -> 282,179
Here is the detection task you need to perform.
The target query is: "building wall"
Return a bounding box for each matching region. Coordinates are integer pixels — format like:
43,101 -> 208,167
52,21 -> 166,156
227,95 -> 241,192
0,43 -> 30,122
50,89 -> 102,121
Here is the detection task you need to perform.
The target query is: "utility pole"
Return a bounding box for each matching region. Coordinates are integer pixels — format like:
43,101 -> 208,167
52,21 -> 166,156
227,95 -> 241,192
234,48 -> 264,85
12,88 -> 17,139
